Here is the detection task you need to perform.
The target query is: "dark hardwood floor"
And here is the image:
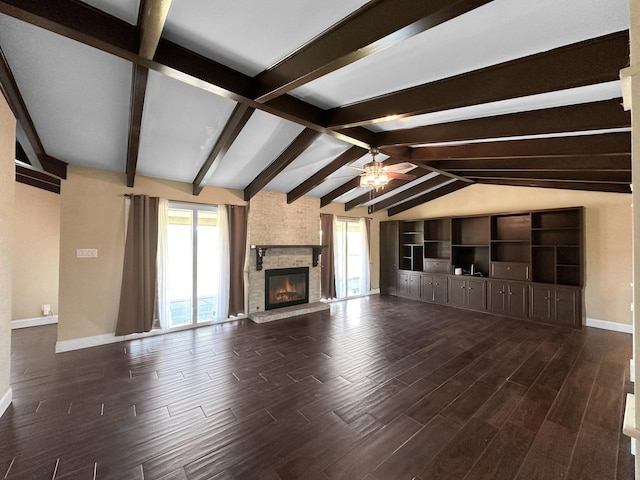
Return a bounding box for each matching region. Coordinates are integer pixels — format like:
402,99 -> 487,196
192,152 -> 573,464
1,295 -> 634,479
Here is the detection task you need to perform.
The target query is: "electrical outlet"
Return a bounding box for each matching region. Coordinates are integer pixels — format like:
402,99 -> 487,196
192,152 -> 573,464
77,248 -> 98,258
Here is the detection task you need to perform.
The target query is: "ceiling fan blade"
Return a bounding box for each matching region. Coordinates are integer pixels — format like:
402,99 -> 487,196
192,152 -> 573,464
388,172 -> 416,180
384,161 -> 417,173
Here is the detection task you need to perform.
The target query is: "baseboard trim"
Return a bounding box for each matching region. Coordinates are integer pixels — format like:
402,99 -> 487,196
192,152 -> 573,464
324,288 -> 381,303
55,333 -> 125,353
585,317 -> 632,334
0,388 -> 12,418
11,315 -> 58,329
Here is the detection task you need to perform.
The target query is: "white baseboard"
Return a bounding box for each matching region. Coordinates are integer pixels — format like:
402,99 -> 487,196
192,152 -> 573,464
0,387 -> 12,418
585,317 -> 632,334
324,288 -> 381,303
55,333 -> 125,353
11,315 -> 58,329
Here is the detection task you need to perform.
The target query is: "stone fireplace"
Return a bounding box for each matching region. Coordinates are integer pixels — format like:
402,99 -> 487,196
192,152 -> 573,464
265,267 -> 309,310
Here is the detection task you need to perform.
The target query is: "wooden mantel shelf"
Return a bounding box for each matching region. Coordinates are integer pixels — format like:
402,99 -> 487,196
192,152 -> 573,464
250,245 -> 326,271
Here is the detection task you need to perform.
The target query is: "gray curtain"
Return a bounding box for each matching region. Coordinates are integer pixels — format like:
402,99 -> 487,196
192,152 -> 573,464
115,195 -> 159,336
320,213 -> 336,299
226,204 -> 248,316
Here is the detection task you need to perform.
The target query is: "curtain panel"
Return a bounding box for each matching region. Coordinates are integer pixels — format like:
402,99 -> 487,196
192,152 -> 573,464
320,213 -> 336,299
226,204 -> 248,316
116,195 -> 159,336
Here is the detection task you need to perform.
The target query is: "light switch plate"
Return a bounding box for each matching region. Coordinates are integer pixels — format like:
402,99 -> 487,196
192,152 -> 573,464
77,248 -> 98,258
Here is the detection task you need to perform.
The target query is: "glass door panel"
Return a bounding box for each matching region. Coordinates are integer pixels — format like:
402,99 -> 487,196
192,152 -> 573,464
167,208 -> 193,328
196,210 -> 219,323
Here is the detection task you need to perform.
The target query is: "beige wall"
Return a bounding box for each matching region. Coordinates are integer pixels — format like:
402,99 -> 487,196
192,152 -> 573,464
387,183 -> 632,325
12,182 -> 60,320
58,165 -> 245,342
0,94 -> 15,404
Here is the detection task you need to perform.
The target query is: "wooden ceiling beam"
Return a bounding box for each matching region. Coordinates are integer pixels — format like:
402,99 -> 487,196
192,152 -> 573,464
125,0 -> 172,188
193,104 -> 255,195
428,154 -> 631,171
0,45 -> 67,178
474,178 -> 631,193
321,177 -> 361,208
254,0 -> 491,103
379,99 -> 630,147
457,170 -> 631,183
244,129 -> 321,201
0,0 -> 375,150
367,175 -> 451,213
328,31 -> 629,129
388,181 -> 470,216
345,168 -> 431,211
15,164 -> 61,194
287,145 -> 367,204
411,132 -> 631,161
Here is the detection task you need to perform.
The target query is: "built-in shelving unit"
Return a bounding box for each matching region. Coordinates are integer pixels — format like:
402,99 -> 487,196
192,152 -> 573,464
381,207 -> 585,327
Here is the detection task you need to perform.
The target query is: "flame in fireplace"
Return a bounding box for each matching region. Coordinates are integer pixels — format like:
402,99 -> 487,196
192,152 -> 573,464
272,276 -> 304,303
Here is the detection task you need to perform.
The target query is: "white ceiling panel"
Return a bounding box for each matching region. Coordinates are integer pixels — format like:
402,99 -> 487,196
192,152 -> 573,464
79,0 -> 141,25
369,81 -> 623,132
291,0 -> 629,109
137,71 -> 237,183
0,14 -> 132,172
208,110 -> 305,190
264,135 -> 351,193
162,0 -> 371,76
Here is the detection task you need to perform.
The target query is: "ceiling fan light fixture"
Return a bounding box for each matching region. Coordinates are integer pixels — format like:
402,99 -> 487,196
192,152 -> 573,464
359,161 -> 389,190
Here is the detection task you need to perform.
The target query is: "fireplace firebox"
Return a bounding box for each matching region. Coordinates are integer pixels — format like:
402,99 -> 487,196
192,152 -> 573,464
265,267 -> 309,310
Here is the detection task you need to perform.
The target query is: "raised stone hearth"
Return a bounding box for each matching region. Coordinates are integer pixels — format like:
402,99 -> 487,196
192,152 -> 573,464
249,301 -> 329,323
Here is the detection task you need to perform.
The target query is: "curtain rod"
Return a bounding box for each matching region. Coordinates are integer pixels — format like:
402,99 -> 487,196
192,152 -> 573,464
123,194 -> 247,208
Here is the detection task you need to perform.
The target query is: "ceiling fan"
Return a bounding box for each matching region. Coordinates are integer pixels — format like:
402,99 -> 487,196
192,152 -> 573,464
354,148 -> 417,190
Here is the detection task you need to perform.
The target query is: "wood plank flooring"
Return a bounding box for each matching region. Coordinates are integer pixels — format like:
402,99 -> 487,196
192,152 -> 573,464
1,295 -> 634,479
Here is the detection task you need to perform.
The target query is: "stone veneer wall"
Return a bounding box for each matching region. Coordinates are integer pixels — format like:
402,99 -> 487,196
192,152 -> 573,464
247,191 -> 321,313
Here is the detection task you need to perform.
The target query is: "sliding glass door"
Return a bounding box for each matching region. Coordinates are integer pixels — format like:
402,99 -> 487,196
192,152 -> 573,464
166,204 -> 221,328
334,218 -> 365,298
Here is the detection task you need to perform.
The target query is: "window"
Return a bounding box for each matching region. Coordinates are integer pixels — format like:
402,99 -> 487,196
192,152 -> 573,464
164,203 -> 224,328
334,217 -> 369,298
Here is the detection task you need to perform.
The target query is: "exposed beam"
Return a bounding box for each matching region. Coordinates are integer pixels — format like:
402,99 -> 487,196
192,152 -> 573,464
458,170 -> 631,183
321,177 -> 361,208
428,154 -> 631,171
15,164 -> 61,194
378,99 -> 630,147
287,145 -> 367,204
138,0 -> 172,60
474,178 -> 631,193
388,181 -> 470,216
254,0 -> 492,102
244,129 -> 321,201
0,45 -> 67,178
125,64 -> 148,188
328,31 -> 629,129
345,169 -> 431,211
193,103 -> 255,195
367,175 -> 451,213
410,132 -> 631,161
0,0 -> 375,150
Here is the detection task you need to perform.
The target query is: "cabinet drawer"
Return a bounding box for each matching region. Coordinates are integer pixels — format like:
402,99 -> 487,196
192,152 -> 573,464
491,262 -> 529,281
424,259 -> 450,273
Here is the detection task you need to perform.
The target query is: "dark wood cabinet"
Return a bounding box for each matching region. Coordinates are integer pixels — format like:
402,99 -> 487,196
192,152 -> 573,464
448,277 -> 486,311
488,281 -> 528,318
530,285 -> 581,326
380,221 -> 398,295
380,207 -> 584,327
421,274 -> 447,304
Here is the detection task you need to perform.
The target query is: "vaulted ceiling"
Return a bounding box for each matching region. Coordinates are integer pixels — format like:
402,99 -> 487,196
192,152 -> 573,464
0,0 -> 632,215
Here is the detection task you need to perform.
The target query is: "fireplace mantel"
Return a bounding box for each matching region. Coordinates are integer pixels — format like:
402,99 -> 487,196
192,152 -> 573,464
250,245 -> 325,271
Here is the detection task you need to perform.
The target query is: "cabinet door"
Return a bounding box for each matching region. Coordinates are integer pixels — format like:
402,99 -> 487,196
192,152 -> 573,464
448,277 -> 467,307
397,272 -> 410,297
554,287 -> 579,326
380,222 -> 398,295
488,281 -> 507,314
408,273 -> 421,299
467,278 -> 487,311
530,285 -> 552,321
432,276 -> 448,304
421,275 -> 435,302
507,283 -> 529,319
